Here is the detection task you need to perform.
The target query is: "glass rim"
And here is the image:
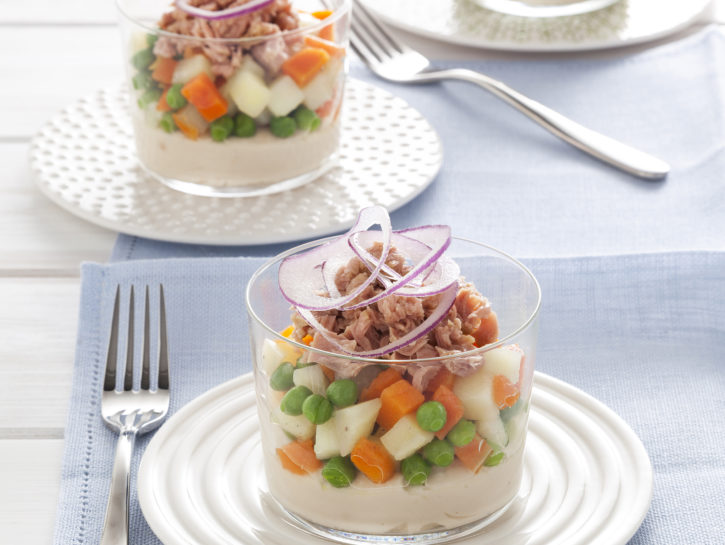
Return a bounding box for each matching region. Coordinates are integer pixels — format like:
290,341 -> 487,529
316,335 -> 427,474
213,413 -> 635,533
245,234 -> 542,366
115,0 -> 352,45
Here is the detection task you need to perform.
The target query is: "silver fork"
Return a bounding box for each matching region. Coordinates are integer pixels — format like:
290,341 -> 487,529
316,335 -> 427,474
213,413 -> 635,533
100,285 -> 170,545
350,2 -> 670,180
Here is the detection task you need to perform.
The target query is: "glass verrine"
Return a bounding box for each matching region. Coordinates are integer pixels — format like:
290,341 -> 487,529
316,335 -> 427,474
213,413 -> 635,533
116,0 -> 350,197
473,0 -> 620,18
246,236 -> 541,543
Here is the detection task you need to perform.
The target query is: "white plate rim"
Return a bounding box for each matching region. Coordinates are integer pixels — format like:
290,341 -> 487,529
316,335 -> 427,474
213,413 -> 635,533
137,371 -> 653,545
360,0 -> 711,52
29,79 -> 443,246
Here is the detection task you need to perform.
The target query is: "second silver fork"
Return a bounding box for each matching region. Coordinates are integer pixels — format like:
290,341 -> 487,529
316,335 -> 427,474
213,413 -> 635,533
350,2 -> 670,180
100,285 -> 170,545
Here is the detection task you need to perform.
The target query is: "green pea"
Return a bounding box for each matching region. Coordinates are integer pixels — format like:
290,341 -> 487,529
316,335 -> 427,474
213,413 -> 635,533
302,394 -> 333,424
132,47 -> 155,71
158,112 -> 176,133
416,401 -> 447,432
293,106 -> 321,131
401,454 -> 431,486
484,451 -> 505,467
146,33 -> 159,47
137,88 -> 162,109
269,116 -> 296,138
326,379 -> 358,407
500,399 -> 523,423
210,116 -> 234,142
165,84 -> 187,110
446,419 -> 476,447
280,385 -> 312,415
269,362 -> 294,391
322,456 -> 357,488
132,71 -> 153,91
423,438 -> 455,467
234,113 -> 257,137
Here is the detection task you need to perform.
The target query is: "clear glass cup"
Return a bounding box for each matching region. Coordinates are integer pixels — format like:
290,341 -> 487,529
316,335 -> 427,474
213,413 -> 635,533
473,0 -> 620,18
246,236 -> 541,543
116,0 -> 350,197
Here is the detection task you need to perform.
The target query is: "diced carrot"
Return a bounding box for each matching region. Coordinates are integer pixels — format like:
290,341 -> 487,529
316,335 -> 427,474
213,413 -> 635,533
492,374 -> 520,409
278,439 -> 322,474
280,325 -> 294,338
311,11 -> 335,41
425,367 -> 455,394
301,334 -> 314,346
311,10 -> 333,18
282,47 -> 330,87
316,92 -> 337,118
472,310 -> 499,347
156,88 -> 172,112
432,385 -> 464,440
276,448 -> 307,475
359,368 -> 402,402
319,364 -> 335,382
377,379 -> 425,430
151,56 -> 178,85
350,437 -> 396,484
171,104 -> 208,140
455,434 -> 492,473
303,35 -> 345,58
180,73 -> 228,122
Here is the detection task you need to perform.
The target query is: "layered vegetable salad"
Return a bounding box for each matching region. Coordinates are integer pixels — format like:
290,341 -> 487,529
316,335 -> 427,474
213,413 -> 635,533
256,207 -> 530,533
128,0 -> 345,142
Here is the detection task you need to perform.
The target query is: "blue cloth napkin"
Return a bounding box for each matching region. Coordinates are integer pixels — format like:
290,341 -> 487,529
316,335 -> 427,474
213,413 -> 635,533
113,27 -> 725,261
53,251 -> 725,545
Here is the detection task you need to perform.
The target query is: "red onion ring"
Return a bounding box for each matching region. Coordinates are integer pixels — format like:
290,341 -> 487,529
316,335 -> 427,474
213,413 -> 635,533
297,282 -> 459,358
175,0 -> 274,21
278,206 -> 392,311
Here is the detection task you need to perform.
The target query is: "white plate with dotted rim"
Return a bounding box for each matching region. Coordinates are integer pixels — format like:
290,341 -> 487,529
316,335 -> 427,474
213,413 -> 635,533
361,0 -> 710,52
137,372 -> 652,545
28,79 -> 442,246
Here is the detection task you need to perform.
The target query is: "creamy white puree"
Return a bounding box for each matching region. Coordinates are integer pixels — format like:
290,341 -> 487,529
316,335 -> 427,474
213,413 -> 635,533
131,113 -> 340,187
262,410 -> 524,535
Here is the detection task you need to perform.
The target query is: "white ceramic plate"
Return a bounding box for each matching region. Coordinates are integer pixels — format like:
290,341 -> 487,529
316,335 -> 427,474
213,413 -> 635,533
360,0 -> 711,52
137,372 -> 653,545
29,79 -> 442,246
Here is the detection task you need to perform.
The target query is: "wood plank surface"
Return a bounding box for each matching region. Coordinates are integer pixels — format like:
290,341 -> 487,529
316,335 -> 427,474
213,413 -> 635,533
0,279 -> 79,434
0,439 -> 64,545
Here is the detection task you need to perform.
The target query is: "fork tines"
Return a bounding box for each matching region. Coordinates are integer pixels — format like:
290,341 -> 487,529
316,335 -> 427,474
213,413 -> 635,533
350,1 -> 408,64
103,284 -> 169,393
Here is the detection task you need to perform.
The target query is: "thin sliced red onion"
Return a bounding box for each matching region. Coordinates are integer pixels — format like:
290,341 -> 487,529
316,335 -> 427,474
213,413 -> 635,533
340,225 -> 452,310
297,282 -> 458,358
175,0 -> 274,21
278,206 -> 392,311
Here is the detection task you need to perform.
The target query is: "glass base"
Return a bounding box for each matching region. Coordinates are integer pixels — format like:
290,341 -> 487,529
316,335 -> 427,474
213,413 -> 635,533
140,153 -> 339,199
474,0 -> 620,18
282,493 -> 520,545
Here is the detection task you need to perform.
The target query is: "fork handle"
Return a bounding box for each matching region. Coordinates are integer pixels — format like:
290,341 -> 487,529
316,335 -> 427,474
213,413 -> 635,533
100,430 -> 136,545
439,68 -> 670,180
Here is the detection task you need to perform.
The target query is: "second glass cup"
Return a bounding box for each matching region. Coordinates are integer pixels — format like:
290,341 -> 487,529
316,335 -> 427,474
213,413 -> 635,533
116,0 -> 350,197
246,235 -> 541,543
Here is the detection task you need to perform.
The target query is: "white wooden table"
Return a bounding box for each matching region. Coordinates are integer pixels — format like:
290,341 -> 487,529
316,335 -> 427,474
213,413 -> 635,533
1,1 -> 723,543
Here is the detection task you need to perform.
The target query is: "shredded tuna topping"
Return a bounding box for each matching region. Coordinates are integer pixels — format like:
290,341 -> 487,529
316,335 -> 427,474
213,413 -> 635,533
291,243 -> 499,387
154,0 -> 300,78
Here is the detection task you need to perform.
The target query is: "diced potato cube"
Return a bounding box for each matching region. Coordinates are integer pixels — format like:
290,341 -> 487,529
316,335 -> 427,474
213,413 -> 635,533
260,339 -> 286,375
268,75 -> 304,117
293,365 -> 329,396
303,70 -> 335,110
226,69 -> 270,118
476,414 -> 508,451
335,398 -> 382,456
380,414 -> 434,461
240,55 -> 266,79
172,54 -> 213,85
453,368 -> 500,423
272,406 -> 315,440
484,347 -> 522,384
314,417 -> 340,459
